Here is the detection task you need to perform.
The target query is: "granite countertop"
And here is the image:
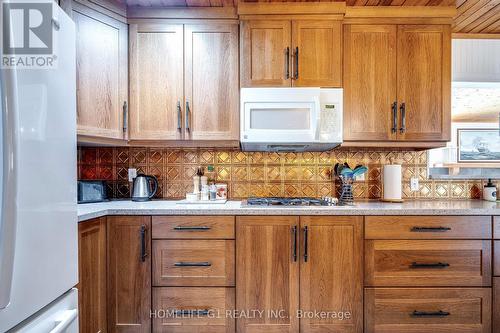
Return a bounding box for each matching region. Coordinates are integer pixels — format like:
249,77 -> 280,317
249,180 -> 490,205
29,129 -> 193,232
77,199 -> 500,222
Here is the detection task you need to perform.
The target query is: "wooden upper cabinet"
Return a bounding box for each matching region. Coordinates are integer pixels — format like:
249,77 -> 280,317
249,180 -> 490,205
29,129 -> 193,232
184,23 -> 239,141
241,20 -> 291,87
397,25 -> 451,141
74,3 -> 127,141
236,216 -> 299,333
343,25 -> 397,141
107,216 -> 151,333
300,216 -> 363,333
129,23 -> 184,141
78,218 -> 107,333
292,20 -> 342,87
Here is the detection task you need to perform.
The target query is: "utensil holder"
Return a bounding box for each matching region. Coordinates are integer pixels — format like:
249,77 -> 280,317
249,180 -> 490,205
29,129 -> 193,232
339,176 -> 354,206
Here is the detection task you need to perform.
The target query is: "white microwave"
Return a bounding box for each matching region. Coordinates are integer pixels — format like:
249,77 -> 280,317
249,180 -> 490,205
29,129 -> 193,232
240,88 -> 343,152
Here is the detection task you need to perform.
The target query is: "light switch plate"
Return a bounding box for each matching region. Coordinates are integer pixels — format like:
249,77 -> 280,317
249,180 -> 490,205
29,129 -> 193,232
128,168 -> 137,182
410,177 -> 419,192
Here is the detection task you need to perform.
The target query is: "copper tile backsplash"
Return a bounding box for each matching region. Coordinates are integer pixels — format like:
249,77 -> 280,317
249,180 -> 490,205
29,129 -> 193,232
78,147 -> 484,200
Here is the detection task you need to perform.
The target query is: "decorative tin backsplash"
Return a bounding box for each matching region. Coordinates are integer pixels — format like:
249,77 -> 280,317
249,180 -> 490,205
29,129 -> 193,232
78,147 -> 485,200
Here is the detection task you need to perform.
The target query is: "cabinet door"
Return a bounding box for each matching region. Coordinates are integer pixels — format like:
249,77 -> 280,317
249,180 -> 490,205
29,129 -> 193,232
397,25 -> 451,141
107,216 -> 151,333
292,20 -> 342,87
299,216 -> 363,333
73,3 -> 127,140
78,218 -> 107,333
184,23 -> 239,141
236,216 -> 299,333
494,278 -> 500,333
241,20 -> 292,87
343,25 -> 397,141
129,23 -> 184,141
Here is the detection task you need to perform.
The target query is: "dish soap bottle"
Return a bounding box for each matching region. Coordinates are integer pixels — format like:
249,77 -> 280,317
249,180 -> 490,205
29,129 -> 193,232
483,179 -> 497,202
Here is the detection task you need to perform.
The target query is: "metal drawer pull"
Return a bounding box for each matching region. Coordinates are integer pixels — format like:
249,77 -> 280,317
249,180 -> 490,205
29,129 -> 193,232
174,309 -> 210,316
410,262 -> 450,269
411,310 -> 450,318
173,226 -> 211,231
411,226 -> 451,232
303,226 -> 309,262
292,225 -> 297,262
140,225 -> 147,262
174,262 -> 212,267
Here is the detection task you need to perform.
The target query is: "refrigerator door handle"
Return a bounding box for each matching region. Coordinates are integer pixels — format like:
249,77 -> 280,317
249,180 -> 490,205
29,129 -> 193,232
0,66 -> 19,310
48,309 -> 78,333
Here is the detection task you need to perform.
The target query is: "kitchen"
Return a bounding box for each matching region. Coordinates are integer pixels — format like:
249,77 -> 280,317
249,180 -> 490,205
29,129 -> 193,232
0,0 -> 500,332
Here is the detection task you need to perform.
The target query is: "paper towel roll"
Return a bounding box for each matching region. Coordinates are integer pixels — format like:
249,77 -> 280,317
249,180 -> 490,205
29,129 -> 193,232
383,165 -> 402,200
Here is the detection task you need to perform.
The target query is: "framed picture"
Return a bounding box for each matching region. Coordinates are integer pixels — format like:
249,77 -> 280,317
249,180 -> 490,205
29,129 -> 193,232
457,128 -> 500,163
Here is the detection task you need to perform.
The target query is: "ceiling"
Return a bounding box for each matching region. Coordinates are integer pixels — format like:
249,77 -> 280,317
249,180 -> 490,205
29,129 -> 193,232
124,0 -> 500,34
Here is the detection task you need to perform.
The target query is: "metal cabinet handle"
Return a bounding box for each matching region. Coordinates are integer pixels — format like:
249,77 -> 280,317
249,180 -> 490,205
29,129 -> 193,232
292,226 -> 297,262
400,102 -> 406,133
174,262 -> 211,267
173,226 -> 211,231
293,47 -> 299,80
185,101 -> 190,132
174,309 -> 210,316
140,225 -> 147,262
391,101 -> 397,134
285,47 -> 290,80
303,226 -> 308,262
410,262 -> 449,269
411,226 -> 451,232
122,101 -> 128,134
412,310 -> 450,318
177,101 -> 182,131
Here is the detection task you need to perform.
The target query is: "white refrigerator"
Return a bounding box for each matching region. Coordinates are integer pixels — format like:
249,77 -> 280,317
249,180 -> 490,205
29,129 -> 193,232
0,3 -> 78,332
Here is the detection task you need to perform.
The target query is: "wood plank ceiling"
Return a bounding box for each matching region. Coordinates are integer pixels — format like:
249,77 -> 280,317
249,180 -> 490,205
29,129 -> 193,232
125,0 -> 500,34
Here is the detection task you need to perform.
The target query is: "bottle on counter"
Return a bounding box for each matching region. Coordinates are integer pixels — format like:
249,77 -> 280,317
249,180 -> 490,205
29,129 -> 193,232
483,179 -> 497,202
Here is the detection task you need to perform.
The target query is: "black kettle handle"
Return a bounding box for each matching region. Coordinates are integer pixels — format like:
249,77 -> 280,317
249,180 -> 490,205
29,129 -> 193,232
147,176 -> 158,199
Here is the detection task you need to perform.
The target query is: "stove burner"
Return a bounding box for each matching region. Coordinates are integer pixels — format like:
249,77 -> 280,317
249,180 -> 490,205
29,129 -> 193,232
246,197 -> 329,206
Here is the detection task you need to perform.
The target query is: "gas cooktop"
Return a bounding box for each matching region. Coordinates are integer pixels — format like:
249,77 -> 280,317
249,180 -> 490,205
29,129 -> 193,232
243,197 -> 338,206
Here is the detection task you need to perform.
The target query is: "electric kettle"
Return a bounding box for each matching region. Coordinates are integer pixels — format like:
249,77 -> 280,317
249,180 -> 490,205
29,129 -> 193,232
131,174 -> 158,202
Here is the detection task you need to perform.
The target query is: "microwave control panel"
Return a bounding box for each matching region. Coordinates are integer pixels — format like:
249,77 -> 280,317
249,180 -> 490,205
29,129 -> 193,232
319,102 -> 342,141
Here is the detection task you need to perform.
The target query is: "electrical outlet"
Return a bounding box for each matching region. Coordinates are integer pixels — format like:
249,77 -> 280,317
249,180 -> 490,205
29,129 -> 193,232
355,173 -> 366,181
128,168 -> 137,182
410,177 -> 419,192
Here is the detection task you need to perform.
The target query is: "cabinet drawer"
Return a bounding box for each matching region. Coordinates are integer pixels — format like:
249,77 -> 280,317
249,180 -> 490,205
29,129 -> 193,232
153,287 -> 235,333
152,216 -> 235,239
365,216 -> 491,239
365,240 -> 491,287
495,217 -> 500,239
153,240 -> 235,286
364,288 -> 491,333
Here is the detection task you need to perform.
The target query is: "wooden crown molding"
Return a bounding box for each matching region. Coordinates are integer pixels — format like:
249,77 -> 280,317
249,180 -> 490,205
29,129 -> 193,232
127,6 -> 238,20
345,6 -> 457,19
237,2 -> 346,16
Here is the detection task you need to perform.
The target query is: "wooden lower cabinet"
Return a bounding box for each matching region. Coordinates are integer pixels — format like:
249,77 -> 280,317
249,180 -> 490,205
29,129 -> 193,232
236,216 -> 363,333
78,217 -> 107,333
299,216 -> 363,333
365,288 -> 491,333
152,287 -> 235,332
236,216 -> 300,333
107,216 -> 152,333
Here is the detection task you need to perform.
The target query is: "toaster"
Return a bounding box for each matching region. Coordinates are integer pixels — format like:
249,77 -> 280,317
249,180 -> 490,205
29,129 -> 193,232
78,180 -> 108,204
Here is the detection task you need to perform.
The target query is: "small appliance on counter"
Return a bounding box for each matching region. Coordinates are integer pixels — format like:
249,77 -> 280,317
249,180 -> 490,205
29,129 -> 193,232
483,179 -> 497,202
78,180 -> 108,204
132,174 -> 158,202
